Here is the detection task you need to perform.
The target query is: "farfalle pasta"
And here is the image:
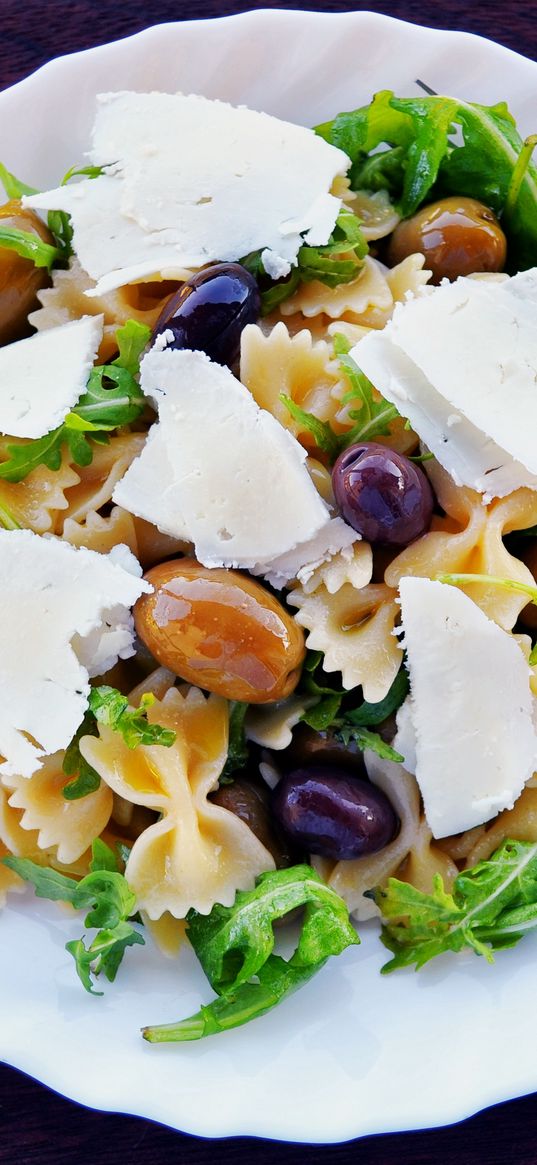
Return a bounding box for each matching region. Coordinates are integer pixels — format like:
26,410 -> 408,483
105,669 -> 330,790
79,688 -> 275,918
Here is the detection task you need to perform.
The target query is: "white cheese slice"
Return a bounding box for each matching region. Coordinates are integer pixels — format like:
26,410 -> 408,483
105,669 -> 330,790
353,269 -> 537,498
113,347 -> 333,569
0,316 -> 103,438
25,91 -> 348,295
24,177 -> 194,297
250,517 -> 359,588
0,530 -> 151,779
397,576 -> 536,838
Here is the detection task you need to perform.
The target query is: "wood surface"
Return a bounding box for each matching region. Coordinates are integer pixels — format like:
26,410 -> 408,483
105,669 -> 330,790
1,2 -> 537,1161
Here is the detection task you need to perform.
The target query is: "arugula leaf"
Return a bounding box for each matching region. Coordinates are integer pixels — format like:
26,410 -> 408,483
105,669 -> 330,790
0,425 -> 93,484
61,686 -> 176,802
300,655 -> 408,763
0,162 -> 38,200
88,686 -> 176,749
0,319 -> 150,484
373,839 -> 537,972
3,842 -> 144,994
62,710 -> 101,801
0,225 -> 61,271
241,208 -> 368,315
317,91 -> 537,270
281,333 -> 399,463
220,702 -> 249,784
142,864 -> 359,1041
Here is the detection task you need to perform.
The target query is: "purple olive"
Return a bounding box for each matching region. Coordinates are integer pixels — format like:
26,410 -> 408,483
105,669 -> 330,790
272,764 -> 399,860
152,262 -> 260,365
332,441 -> 434,546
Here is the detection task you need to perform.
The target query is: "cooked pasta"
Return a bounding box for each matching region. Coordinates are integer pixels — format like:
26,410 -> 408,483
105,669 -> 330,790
79,688 -> 275,919
2,81 -> 537,1027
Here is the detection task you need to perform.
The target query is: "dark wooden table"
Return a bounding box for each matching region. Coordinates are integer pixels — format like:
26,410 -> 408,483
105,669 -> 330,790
2,2 -> 537,1161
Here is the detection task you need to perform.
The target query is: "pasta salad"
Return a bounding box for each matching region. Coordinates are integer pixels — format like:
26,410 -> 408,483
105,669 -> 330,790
1,86 -> 537,1042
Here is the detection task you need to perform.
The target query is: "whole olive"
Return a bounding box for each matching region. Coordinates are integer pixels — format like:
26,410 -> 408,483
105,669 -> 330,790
0,199 -> 54,345
134,558 -> 305,703
386,196 -> 507,283
153,262 -> 260,366
273,764 -> 399,860
210,773 -> 298,867
332,441 -> 434,546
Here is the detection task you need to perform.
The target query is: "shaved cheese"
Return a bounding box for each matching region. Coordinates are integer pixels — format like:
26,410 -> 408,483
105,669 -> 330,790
397,577 -> 536,838
25,91 -> 348,296
113,348 -> 335,569
0,530 -> 151,778
354,269 -> 537,498
250,517 -> 359,588
0,316 -> 102,438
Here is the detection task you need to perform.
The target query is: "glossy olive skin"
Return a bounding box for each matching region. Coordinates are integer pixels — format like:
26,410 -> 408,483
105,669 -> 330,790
387,196 -> 507,283
273,764 -> 399,860
0,200 -> 53,345
153,262 -> 260,365
134,558 -> 305,703
210,773 -> 298,867
332,441 -> 434,546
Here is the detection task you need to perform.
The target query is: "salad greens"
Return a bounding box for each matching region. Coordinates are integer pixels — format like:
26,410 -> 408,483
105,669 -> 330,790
0,319 -> 150,484
0,160 -> 105,263
241,207 -> 368,315
372,840 -> 537,973
281,333 -> 399,463
62,686 -> 176,801
299,650 -> 407,763
3,840 -> 144,994
316,91 -> 537,270
220,702 -> 249,784
142,865 -> 359,1041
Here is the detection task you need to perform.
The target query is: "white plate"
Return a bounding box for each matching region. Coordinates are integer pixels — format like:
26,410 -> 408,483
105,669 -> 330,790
2,9 -> 537,1144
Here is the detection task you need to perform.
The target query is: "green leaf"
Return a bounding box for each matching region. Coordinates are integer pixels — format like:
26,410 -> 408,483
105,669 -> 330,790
89,838 -> 120,873
112,318 -> 152,378
142,864 -> 359,1041
2,856 -> 79,902
0,319 -> 149,485
241,208 -> 368,316
0,162 -> 38,199
300,657 -> 408,761
373,839 -> 537,972
279,394 -> 341,460
281,336 -> 399,464
3,843 -> 144,994
67,923 -> 144,995
88,686 -> 176,749
342,667 -> 410,727
0,428 -> 66,483
317,91 -> 537,271
0,225 -> 61,271
220,702 -> 249,784
62,710 -> 101,800
334,725 -> 403,764
61,163 -> 106,186
436,572 -> 537,608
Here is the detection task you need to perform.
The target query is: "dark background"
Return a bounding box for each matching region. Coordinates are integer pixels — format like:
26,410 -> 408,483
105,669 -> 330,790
2,1 -> 537,1162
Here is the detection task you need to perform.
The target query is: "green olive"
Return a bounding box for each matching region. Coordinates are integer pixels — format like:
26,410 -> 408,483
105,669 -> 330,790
0,199 -> 53,346
387,196 -> 507,283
